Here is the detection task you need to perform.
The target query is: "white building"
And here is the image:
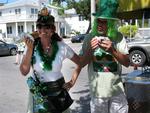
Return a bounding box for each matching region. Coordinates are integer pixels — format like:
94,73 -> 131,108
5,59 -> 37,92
0,0 -> 65,42
0,0 -> 89,42
64,8 -> 89,37
0,0 -> 38,40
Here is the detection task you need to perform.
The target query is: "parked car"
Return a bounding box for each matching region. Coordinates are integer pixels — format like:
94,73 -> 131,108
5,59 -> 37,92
71,34 -> 86,43
0,40 -> 17,56
127,37 -> 150,66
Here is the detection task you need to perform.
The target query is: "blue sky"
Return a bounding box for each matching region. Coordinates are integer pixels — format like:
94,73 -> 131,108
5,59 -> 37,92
0,0 -> 16,3
0,0 -> 79,4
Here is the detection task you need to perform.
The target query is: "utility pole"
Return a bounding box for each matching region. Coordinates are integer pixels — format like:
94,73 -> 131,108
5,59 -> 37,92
91,0 -> 96,27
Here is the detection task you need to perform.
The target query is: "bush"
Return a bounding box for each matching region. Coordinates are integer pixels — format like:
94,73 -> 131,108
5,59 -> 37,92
118,25 -> 138,38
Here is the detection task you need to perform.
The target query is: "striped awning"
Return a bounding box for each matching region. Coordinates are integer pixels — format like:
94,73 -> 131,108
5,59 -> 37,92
117,0 -> 150,19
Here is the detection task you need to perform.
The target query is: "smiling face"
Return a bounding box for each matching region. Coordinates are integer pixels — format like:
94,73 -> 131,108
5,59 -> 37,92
36,24 -> 55,38
97,18 -> 107,36
36,7 -> 55,39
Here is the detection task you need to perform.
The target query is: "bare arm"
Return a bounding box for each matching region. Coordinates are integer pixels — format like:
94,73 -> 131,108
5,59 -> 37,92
63,64 -> 82,90
62,53 -> 81,90
91,37 -> 130,67
111,48 -> 130,67
20,38 -> 34,76
63,47 -> 92,90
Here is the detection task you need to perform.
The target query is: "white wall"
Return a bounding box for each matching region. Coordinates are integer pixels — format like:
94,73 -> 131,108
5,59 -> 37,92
65,15 -> 89,36
0,0 -> 86,39
0,24 -> 6,34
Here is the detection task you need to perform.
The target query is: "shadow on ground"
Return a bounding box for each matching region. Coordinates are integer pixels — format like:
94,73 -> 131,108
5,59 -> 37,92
71,88 -> 91,113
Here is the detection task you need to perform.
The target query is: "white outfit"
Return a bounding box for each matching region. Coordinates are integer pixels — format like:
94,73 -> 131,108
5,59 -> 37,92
24,40 -> 74,82
24,40 -> 75,113
33,41 -> 74,82
90,93 -> 128,113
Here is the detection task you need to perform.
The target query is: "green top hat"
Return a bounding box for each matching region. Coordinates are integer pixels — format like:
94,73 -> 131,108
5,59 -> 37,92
93,0 -> 119,20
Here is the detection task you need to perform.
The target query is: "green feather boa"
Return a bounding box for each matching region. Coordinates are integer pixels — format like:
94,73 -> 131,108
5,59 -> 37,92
32,39 -> 59,71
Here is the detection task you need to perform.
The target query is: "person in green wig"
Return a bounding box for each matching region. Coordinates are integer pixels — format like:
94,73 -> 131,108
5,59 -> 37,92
72,0 -> 130,113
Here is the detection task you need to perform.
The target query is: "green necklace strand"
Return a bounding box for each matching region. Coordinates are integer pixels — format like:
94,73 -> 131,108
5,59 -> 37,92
32,39 -> 59,71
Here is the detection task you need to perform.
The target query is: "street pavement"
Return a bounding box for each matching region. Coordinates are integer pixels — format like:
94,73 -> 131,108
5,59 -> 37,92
0,56 -> 28,113
62,38 -> 91,113
0,38 -> 136,113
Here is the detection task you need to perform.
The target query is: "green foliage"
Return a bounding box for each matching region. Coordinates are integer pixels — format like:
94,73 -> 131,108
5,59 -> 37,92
118,25 -> 138,38
50,1 -> 65,16
52,0 -> 65,5
58,8 -> 65,15
66,0 -> 91,20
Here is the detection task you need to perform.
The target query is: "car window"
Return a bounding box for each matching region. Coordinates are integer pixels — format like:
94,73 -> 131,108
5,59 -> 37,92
0,41 -> 5,46
127,37 -> 150,43
144,37 -> 150,40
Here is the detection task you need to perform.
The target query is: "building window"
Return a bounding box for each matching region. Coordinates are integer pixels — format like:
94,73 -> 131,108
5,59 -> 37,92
7,26 -> 12,34
31,8 -> 34,14
31,8 -> 38,14
18,25 -> 24,34
35,9 -> 38,14
15,8 -> 21,14
79,15 -> 84,21
18,9 -> 21,14
60,27 -> 65,36
15,9 -> 17,14
32,25 -> 34,32
0,12 -> 2,16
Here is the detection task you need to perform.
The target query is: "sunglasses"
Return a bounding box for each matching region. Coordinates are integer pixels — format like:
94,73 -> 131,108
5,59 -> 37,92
36,24 -> 51,29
